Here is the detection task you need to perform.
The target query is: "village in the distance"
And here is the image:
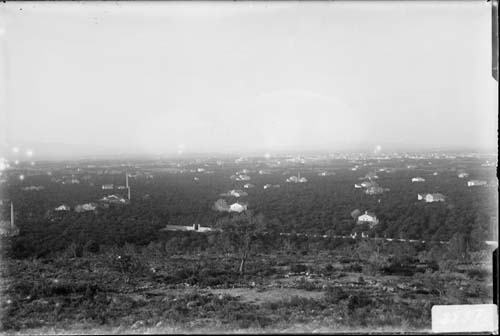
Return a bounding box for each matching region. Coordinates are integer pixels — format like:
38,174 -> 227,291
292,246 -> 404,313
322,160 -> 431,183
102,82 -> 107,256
0,148 -> 497,333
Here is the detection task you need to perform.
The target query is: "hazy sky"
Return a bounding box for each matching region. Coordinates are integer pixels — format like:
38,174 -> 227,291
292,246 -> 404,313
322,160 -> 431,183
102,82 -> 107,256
0,1 -> 497,158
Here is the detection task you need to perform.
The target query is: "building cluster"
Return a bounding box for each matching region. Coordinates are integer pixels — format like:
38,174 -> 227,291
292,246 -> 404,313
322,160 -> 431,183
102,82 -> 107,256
355,180 -> 387,195
161,223 -> 215,233
318,171 -> 335,176
21,185 -> 45,191
418,193 -> 446,203
286,172 -> 308,183
230,174 -> 251,181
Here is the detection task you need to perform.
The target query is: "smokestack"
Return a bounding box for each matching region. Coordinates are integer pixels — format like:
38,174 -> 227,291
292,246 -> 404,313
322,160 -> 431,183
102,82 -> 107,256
10,201 -> 14,229
126,172 -> 130,201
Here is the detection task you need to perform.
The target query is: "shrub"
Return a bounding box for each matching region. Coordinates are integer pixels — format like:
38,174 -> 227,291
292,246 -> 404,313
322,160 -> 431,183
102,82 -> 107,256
324,286 -> 349,303
347,292 -> 372,312
290,264 -> 308,273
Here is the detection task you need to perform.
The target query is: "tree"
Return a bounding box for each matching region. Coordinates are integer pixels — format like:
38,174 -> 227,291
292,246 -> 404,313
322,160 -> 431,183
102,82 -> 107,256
216,211 -> 267,276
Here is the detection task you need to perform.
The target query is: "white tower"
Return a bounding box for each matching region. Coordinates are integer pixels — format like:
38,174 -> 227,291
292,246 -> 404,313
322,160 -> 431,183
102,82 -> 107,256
126,173 -> 131,201
10,201 -> 14,229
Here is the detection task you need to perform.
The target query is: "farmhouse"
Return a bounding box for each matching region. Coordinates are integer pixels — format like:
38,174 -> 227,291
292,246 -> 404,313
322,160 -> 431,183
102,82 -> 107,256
360,181 -> 374,188
229,202 -> 247,213
365,186 -> 385,195
22,185 -> 45,191
467,180 -> 487,187
161,223 -> 214,233
101,195 -> 127,204
229,190 -> 248,197
75,203 -> 97,212
418,193 -> 446,203
54,204 -> 70,211
357,211 -> 379,227
286,172 -> 307,183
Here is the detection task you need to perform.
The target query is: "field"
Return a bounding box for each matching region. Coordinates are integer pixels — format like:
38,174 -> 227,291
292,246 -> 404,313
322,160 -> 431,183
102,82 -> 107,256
0,153 -> 497,333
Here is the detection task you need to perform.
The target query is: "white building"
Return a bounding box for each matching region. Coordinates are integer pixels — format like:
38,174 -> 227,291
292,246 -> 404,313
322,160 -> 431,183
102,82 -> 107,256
467,180 -> 487,187
161,223 -> 214,233
243,183 -> 255,189
101,195 -> 127,204
360,181 -> 373,188
102,184 -> 114,190
357,211 -> 379,227
365,186 -> 385,195
418,193 -> 445,203
229,202 -> 247,213
411,177 -> 425,182
22,185 -> 45,191
286,172 -> 307,183
229,189 -> 248,197
55,204 -> 70,211
75,203 -> 97,212
457,172 -> 469,178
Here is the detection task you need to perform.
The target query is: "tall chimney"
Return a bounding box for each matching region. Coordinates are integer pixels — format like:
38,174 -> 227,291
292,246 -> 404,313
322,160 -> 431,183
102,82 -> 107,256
126,172 -> 131,201
10,201 -> 14,229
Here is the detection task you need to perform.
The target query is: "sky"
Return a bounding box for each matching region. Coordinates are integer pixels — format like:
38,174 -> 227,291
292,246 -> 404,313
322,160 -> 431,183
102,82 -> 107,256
0,1 -> 497,158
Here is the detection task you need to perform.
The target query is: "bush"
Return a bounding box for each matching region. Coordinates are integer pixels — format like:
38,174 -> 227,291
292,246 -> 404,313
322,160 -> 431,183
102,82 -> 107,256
324,286 -> 349,303
343,263 -> 362,273
466,268 -> 488,280
290,264 -> 308,273
347,292 -> 372,312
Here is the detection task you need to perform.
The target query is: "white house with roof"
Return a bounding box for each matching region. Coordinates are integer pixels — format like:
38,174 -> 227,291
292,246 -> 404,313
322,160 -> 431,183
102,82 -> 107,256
102,184 -> 114,190
55,204 -> 70,211
229,202 -> 247,213
286,172 -> 307,183
365,186 -> 385,195
243,183 -> 255,189
360,181 -> 374,188
228,189 -> 248,197
418,193 -> 446,202
75,203 -> 97,212
161,223 -> 214,233
357,211 -> 379,228
101,195 -> 127,204
411,177 -> 425,182
467,180 -> 487,187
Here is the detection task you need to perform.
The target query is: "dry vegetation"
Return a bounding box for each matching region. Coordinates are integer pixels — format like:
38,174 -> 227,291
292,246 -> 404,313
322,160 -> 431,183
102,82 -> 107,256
1,237 -> 493,334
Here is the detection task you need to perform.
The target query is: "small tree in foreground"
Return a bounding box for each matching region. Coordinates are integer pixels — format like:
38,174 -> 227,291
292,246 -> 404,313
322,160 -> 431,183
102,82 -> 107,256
216,211 -> 268,276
